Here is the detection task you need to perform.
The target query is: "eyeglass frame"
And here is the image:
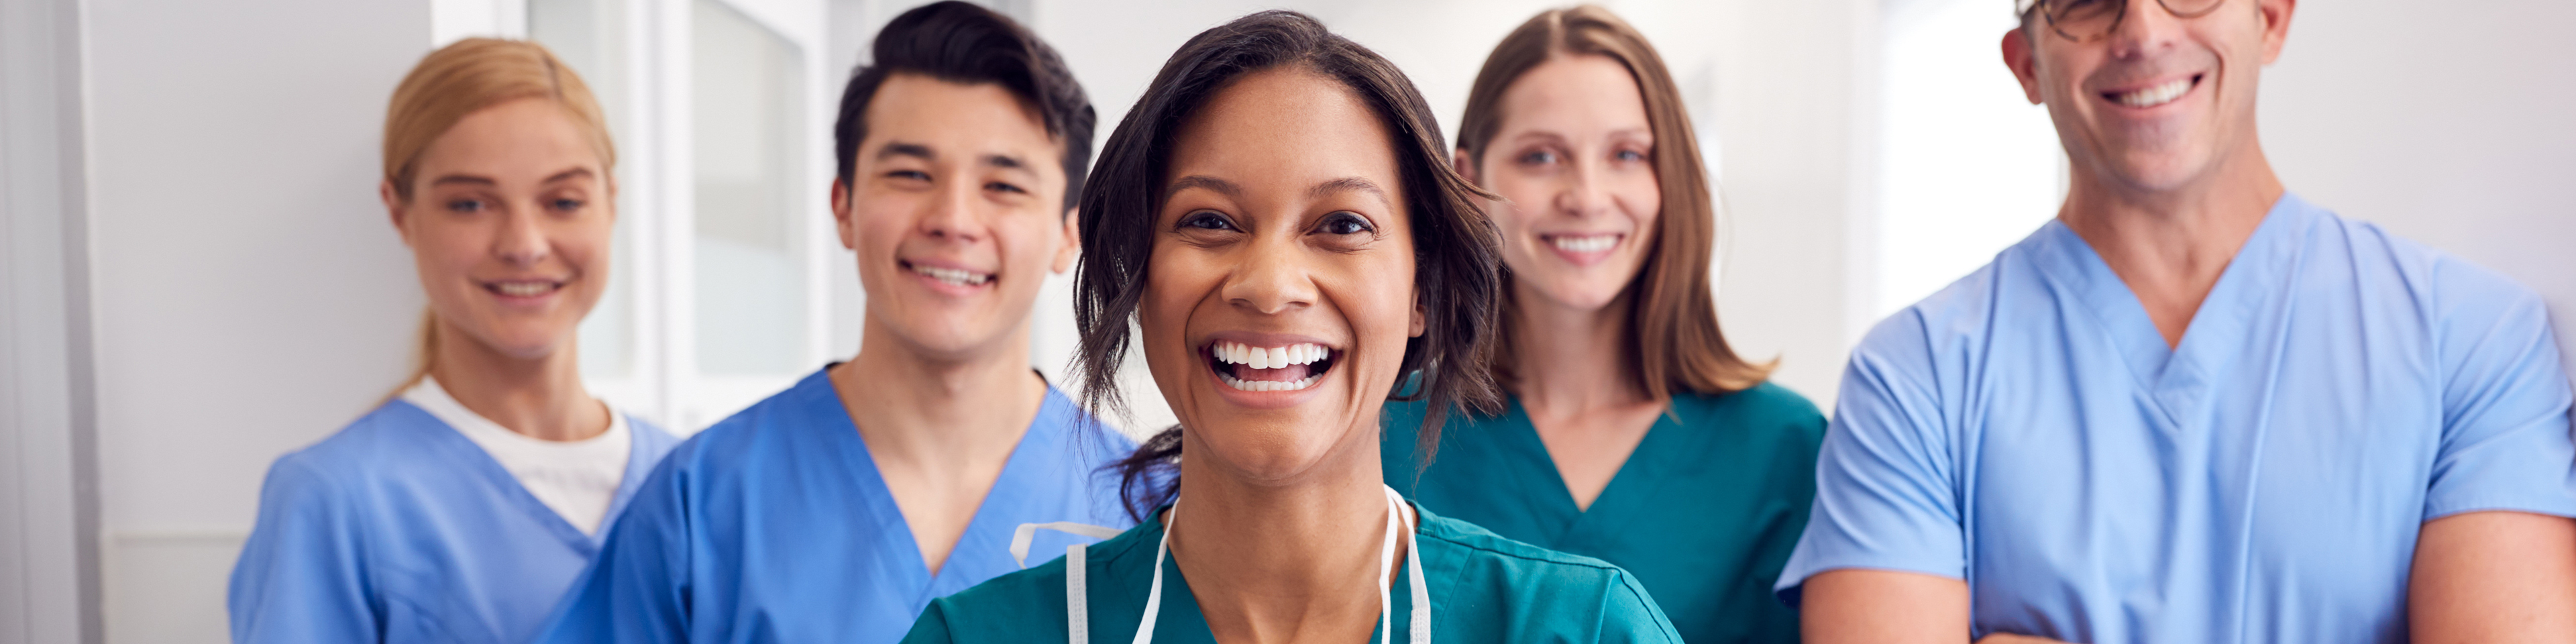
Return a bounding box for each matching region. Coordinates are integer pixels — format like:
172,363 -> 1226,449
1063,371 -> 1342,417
2017,0 -> 2231,42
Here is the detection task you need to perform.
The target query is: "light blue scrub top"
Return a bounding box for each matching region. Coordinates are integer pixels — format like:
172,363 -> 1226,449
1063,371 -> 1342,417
1776,193 -> 2576,643
229,400 -> 680,644
901,500 -> 1682,643
538,366 -> 1135,644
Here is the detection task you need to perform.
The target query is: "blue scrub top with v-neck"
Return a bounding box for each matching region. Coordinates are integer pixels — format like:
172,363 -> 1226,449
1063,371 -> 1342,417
900,500 -> 1682,643
229,400 -> 680,644
1382,384 -> 1823,644
536,366 -> 1135,644
1778,193 -> 2576,643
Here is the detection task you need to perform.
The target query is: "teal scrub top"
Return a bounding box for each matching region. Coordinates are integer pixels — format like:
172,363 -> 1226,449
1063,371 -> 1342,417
1383,384 -> 1825,644
900,500 -> 1682,643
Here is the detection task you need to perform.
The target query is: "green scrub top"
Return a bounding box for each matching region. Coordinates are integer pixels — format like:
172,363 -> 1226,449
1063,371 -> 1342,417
1383,383 -> 1825,644
901,500 -> 1682,643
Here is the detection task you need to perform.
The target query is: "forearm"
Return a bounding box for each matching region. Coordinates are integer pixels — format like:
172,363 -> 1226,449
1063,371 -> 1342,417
2410,511 -> 2576,643
1799,569 -> 1974,644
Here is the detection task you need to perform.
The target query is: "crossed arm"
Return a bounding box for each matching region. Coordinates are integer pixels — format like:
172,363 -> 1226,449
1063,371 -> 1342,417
1799,511 -> 2576,644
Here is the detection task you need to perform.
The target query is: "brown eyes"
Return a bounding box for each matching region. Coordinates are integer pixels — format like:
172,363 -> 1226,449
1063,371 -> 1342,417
1174,210 -> 1375,236
1317,211 -> 1373,235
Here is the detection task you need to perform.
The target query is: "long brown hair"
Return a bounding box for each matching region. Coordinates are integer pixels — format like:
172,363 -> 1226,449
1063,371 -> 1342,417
1455,5 -> 1770,402
1073,11 -> 1504,520
381,38 -> 615,398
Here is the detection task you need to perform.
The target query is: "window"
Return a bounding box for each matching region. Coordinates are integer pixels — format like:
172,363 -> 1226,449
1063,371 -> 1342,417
1876,0 -> 2065,317
531,0 -> 837,431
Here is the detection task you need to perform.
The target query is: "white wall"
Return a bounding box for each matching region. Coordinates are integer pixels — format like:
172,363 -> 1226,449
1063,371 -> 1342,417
2261,0 -> 2576,373
80,1 -> 433,641
1016,0 -> 1875,419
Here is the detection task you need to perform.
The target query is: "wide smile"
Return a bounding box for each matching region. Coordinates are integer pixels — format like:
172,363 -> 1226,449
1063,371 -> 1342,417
900,260 -> 995,289
1540,233 -> 1623,266
2100,73 -> 2203,109
482,278 -> 566,301
1205,339 -> 1339,393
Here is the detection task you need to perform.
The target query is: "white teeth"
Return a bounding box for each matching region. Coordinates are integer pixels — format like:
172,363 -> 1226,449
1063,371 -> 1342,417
1549,234 -> 1617,253
1212,341 -> 1330,366
1218,372 -> 1324,392
909,264 -> 992,286
2114,77 -> 2194,108
495,282 -> 556,297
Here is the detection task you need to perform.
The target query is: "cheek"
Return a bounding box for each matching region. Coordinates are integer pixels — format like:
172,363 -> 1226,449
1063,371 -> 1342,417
1616,176 -> 1662,234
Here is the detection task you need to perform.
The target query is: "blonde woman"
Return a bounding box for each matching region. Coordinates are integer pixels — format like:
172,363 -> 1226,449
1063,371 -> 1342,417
227,38 -> 677,644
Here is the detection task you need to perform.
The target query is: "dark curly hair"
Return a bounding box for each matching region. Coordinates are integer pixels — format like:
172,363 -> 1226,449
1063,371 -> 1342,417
1069,10 -> 1504,521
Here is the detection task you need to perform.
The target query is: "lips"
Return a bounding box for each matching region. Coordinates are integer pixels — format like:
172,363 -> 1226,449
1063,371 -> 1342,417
901,260 -> 994,287
2103,74 -> 2201,109
485,279 -> 564,298
1206,340 -> 1338,392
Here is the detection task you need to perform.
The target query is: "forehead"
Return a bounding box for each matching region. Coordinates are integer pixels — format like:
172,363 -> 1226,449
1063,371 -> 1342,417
860,73 -> 1063,169
1167,69 -> 1401,199
417,98 -> 602,178
1499,54 -> 1647,131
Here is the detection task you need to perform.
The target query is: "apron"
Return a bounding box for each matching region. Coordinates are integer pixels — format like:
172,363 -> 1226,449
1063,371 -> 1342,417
1012,484 -> 1432,644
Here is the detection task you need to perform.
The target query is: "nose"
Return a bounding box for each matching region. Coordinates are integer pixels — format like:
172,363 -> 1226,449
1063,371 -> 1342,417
494,205 -> 550,266
2104,0 -> 2185,59
918,178 -> 990,244
1220,235 -> 1318,316
1554,156 -> 1611,219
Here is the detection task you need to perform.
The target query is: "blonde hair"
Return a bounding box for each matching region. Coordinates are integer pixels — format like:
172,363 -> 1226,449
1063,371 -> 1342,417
382,38 -> 615,396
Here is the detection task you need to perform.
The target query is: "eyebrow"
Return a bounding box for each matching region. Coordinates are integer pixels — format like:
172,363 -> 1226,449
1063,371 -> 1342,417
1164,174 -> 1243,201
427,167 -> 594,189
875,142 -> 936,162
1307,176 -> 1389,205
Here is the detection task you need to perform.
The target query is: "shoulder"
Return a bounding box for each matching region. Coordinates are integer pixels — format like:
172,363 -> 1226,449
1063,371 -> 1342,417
2294,198 -> 2550,338
264,401 -> 453,492
1677,383 -> 1827,450
658,372 -> 837,471
911,557 -> 1069,642
1417,510 -> 1680,641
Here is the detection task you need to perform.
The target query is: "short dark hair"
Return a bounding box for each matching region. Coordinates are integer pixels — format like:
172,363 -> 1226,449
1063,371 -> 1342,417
1072,10 -> 1505,520
831,1 -> 1094,212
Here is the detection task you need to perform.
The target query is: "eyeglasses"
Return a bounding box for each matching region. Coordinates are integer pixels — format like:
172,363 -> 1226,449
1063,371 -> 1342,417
2018,0 -> 2228,42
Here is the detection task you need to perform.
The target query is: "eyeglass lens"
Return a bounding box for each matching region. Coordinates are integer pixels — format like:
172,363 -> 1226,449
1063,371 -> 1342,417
2043,0 -> 2227,42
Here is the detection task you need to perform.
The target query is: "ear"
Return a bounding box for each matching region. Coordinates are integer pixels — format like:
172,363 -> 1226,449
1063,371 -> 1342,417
382,179 -> 415,247
830,176 -> 858,250
1409,300 -> 1427,338
1051,208 -> 1082,274
2257,0 -> 2296,64
1450,148 -> 1479,186
2000,28 -> 2045,106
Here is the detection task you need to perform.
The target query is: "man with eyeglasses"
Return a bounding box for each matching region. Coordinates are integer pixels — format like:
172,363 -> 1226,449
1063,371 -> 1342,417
1774,1 -> 2576,642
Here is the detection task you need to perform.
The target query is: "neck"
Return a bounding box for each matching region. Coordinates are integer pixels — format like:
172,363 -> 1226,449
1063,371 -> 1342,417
1169,435 -> 1399,643
2057,142 -> 2286,347
830,317 -> 1046,469
1509,282 -> 1651,413
427,323 -> 606,441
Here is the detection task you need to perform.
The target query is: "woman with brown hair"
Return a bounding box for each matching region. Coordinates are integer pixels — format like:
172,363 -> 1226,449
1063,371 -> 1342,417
227,38 -> 676,644
901,10 -> 1677,643
1379,6 -> 1824,643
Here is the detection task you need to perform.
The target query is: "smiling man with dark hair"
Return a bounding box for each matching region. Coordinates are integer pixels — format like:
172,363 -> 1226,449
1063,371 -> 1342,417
1778,1 -> 2576,643
537,3 -> 1132,643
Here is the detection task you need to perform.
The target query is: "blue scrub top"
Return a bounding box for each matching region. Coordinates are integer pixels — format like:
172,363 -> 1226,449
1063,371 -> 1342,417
902,500 -> 1682,643
1778,193 -> 2576,643
538,367 -> 1135,644
229,400 -> 680,644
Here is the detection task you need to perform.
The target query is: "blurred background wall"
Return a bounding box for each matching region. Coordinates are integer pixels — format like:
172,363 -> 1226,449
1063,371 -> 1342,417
1,0 -> 2569,641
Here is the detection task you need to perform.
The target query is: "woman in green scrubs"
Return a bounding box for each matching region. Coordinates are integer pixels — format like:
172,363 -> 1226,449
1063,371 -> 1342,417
901,10 -> 1680,644
1381,7 -> 1826,644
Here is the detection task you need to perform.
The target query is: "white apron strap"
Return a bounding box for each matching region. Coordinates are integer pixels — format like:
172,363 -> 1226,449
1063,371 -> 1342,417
1011,521 -> 1125,569
1067,543 -> 1090,644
